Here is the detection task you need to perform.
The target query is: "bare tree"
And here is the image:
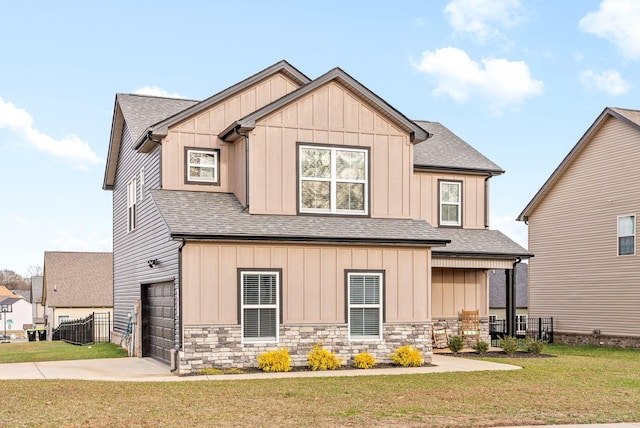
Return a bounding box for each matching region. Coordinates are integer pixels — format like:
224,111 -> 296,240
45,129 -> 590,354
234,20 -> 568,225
0,269 -> 30,291
27,265 -> 43,278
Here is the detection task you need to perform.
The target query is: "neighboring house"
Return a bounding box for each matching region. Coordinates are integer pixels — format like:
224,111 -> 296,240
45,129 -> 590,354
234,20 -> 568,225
489,263 -> 528,332
42,252 -> 113,333
103,60 -> 530,373
518,107 -> 640,347
0,285 -> 33,335
30,275 -> 46,328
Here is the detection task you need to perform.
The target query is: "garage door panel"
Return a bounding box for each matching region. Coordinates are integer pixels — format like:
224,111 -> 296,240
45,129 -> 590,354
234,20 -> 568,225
142,281 -> 174,363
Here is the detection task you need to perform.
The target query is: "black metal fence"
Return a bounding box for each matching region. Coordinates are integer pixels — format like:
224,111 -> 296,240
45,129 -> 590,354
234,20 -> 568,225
52,312 -> 111,345
489,317 -> 553,347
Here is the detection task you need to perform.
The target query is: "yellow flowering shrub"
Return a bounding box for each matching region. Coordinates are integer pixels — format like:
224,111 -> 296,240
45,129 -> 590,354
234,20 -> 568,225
391,344 -> 424,367
353,351 -> 376,369
257,348 -> 292,372
307,343 -> 342,371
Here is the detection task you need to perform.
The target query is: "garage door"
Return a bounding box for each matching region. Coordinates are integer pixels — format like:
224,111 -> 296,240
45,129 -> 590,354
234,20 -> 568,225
142,282 -> 175,363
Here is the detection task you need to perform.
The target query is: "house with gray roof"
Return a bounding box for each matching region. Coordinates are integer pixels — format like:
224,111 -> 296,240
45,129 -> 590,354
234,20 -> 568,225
103,60 -> 529,373
42,252 -> 113,335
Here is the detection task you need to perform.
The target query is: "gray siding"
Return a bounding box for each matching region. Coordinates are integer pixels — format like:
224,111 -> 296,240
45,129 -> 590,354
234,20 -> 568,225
528,116 -> 640,337
112,124 -> 180,341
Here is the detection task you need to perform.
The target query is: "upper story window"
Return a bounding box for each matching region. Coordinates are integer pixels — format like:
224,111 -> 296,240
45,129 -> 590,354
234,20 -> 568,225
299,144 -> 368,215
240,270 -> 280,343
617,215 -> 635,256
185,148 -> 219,185
347,272 -> 383,340
127,177 -> 137,232
439,180 -> 462,227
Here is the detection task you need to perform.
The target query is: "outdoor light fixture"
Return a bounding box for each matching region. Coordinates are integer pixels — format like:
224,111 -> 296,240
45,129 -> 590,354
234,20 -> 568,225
147,259 -> 159,268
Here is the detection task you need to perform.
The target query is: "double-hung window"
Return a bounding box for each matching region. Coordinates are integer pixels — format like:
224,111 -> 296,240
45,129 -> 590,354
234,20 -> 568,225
347,272 -> 383,340
186,148 -> 219,185
127,177 -> 137,232
618,215 -> 635,256
240,271 -> 280,343
439,180 -> 462,226
299,145 -> 368,215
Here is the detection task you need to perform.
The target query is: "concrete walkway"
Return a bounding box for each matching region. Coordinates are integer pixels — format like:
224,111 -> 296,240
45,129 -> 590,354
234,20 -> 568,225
0,354 -> 519,382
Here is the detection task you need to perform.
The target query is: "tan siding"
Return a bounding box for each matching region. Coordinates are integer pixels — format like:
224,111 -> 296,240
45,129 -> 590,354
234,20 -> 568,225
413,171 -> 487,228
431,268 -> 487,318
248,81 -> 413,217
528,117 -> 640,336
161,73 -> 302,195
181,243 -> 431,325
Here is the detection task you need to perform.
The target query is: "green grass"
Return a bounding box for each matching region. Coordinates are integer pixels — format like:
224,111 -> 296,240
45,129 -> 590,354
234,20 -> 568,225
0,341 -> 127,363
1,344 -> 640,427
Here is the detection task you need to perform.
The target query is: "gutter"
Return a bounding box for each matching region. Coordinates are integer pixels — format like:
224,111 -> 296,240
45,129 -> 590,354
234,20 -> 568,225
170,234 -> 450,247
484,174 -> 493,228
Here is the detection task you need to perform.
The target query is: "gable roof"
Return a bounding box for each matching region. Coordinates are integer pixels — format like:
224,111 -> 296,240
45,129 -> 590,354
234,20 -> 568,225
413,121 -> 504,174
489,263 -> 528,308
43,252 -> 113,308
219,67 -> 430,144
0,285 -> 20,298
149,189 -> 449,246
433,228 -> 532,259
518,107 -> 640,221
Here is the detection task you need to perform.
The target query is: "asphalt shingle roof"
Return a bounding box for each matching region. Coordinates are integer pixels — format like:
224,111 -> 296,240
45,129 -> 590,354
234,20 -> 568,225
413,121 -> 504,174
433,228 -> 531,258
150,190 -> 449,246
489,263 -> 528,308
43,252 -> 113,308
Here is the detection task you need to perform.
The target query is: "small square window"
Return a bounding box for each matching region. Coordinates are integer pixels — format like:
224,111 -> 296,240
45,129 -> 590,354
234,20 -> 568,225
185,148 -> 219,185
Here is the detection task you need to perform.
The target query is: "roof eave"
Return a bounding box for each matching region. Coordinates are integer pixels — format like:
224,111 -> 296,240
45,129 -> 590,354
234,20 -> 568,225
102,97 -> 124,190
414,165 -> 504,176
433,251 -> 533,259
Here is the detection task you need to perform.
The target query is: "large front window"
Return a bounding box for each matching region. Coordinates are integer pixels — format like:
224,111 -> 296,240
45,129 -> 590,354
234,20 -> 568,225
348,272 -> 383,340
439,180 -> 462,226
299,145 -> 368,215
618,215 -> 635,256
240,271 -> 280,342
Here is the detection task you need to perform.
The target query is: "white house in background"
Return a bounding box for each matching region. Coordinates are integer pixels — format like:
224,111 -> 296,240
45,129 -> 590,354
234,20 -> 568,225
0,285 -> 33,336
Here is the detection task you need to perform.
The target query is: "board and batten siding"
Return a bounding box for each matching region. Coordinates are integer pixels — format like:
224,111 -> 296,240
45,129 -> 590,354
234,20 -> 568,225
413,171 -> 486,228
181,242 -> 432,325
112,124 -> 180,336
247,81 -> 414,218
431,268 -> 488,318
528,116 -> 640,336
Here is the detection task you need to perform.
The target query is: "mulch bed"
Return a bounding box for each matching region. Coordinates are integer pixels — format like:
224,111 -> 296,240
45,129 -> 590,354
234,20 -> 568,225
455,350 -> 555,359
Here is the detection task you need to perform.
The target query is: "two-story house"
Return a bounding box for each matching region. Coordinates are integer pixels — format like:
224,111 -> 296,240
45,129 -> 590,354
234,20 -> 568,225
103,61 -> 530,374
518,107 -> 640,347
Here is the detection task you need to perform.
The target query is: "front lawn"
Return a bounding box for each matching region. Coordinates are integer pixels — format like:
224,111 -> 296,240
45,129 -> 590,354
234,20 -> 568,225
0,341 -> 126,363
1,344 -> 639,427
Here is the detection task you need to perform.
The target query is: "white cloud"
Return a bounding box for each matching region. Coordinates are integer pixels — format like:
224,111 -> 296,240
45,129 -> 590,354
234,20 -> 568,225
49,227 -> 112,253
580,69 -> 630,95
492,215 -> 528,249
444,0 -> 522,43
0,96 -> 103,169
413,47 -> 543,114
579,0 -> 640,60
133,86 -> 184,98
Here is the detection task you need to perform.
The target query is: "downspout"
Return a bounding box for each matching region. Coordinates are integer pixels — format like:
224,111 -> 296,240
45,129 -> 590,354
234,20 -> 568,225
171,238 -> 187,373
484,174 -> 493,228
237,129 -> 250,211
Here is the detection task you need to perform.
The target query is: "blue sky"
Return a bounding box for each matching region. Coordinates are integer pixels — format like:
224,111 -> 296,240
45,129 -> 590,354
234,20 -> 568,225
1,0 -> 639,276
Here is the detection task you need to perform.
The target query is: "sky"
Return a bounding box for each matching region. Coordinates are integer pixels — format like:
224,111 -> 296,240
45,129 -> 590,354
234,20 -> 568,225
1,0 -> 639,276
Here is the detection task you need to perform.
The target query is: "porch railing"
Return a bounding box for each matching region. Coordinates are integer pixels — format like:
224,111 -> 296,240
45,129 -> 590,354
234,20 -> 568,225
52,312 -> 111,345
489,317 -> 553,347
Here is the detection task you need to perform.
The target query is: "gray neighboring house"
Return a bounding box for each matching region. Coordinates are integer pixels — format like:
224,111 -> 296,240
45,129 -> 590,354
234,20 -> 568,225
30,275 -> 46,328
489,263 -> 528,332
42,252 -> 113,333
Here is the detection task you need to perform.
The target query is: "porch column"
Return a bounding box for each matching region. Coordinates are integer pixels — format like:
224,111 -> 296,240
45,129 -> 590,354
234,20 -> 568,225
505,267 -> 516,337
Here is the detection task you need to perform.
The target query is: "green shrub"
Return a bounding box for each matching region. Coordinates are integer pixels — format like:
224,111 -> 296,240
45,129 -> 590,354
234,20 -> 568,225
526,338 -> 546,355
474,339 -> 489,355
448,335 -> 464,354
307,343 -> 342,371
257,348 -> 292,372
353,352 -> 376,369
500,336 -> 519,356
391,344 -> 424,367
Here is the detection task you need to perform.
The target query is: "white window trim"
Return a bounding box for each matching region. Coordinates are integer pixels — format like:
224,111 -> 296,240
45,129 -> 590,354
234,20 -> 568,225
299,145 -> 368,215
347,272 -> 383,341
127,177 -> 137,232
240,271 -> 280,344
186,149 -> 218,184
439,180 -> 462,227
617,214 -> 636,256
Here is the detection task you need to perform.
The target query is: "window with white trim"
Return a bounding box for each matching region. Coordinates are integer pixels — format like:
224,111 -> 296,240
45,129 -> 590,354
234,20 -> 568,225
439,180 -> 462,226
127,177 -> 137,232
515,315 -> 528,335
618,215 -> 635,256
348,272 -> 383,340
240,271 -> 279,342
299,145 -> 368,215
186,148 -> 219,184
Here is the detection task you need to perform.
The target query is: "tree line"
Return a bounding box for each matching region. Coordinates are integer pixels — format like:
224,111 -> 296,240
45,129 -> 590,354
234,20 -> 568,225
0,266 -> 42,291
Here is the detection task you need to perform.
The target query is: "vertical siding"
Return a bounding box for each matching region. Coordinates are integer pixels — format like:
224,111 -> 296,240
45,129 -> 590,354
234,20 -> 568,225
413,171 -> 487,228
431,268 -> 487,318
247,81 -> 414,218
111,124 -> 180,335
528,117 -> 640,336
181,243 -> 431,325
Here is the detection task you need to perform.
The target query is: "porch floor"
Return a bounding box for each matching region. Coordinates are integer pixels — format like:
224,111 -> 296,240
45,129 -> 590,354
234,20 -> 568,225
432,346 -> 503,354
